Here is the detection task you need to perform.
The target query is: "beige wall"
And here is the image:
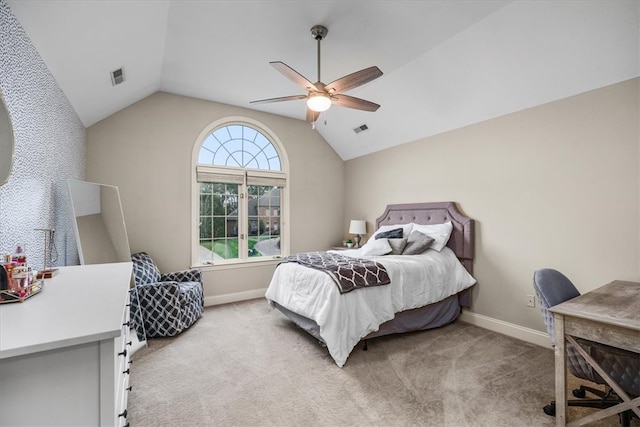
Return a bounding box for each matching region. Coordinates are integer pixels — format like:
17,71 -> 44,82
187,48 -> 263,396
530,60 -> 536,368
344,78 -> 640,333
87,92 -> 344,300
86,80 -> 639,334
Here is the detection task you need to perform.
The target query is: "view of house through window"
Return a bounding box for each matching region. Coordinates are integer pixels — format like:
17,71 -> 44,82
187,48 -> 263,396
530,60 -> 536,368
195,123 -> 286,265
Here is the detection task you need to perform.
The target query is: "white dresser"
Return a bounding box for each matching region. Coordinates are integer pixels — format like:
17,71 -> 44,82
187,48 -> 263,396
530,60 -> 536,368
0,262 -> 133,426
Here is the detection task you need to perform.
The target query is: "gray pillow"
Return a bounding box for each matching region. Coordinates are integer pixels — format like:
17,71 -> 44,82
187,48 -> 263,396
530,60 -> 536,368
375,227 -> 403,240
402,231 -> 435,255
387,238 -> 408,255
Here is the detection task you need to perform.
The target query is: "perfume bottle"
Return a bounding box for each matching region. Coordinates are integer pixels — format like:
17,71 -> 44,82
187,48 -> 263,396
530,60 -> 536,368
12,266 -> 30,297
12,245 -> 27,267
2,253 -> 16,292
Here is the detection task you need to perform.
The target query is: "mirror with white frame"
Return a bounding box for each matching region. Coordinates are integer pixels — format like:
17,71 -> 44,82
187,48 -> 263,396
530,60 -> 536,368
68,179 -> 131,265
0,89 -> 14,186
67,179 -> 147,352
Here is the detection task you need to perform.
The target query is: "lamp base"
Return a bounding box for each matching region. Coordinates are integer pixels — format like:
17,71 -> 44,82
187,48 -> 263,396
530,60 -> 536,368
354,234 -> 362,248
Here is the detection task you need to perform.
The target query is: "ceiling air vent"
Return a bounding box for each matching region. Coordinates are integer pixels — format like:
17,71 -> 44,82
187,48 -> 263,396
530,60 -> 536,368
353,124 -> 369,134
110,67 -> 125,86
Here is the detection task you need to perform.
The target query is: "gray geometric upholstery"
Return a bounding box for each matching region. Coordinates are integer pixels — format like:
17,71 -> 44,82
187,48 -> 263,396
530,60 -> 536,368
131,252 -> 204,338
533,268 -> 640,418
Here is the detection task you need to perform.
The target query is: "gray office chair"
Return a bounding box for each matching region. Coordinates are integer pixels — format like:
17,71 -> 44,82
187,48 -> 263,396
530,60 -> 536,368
533,269 -> 640,426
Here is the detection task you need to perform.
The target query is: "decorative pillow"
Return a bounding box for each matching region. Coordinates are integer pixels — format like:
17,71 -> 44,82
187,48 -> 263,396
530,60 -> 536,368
375,227 -> 403,240
410,221 -> 453,252
402,231 -> 435,255
387,238 -> 408,255
368,223 -> 413,243
360,238 -> 393,256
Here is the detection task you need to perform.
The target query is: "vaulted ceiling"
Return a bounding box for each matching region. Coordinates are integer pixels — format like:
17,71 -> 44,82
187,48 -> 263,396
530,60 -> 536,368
6,1 -> 639,160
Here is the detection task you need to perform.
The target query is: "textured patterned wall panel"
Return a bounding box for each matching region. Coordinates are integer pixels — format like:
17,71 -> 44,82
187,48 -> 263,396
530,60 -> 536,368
0,0 -> 85,268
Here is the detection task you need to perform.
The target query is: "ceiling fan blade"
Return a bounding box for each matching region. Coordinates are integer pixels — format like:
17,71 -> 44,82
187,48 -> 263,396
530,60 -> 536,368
250,94 -> 308,105
270,61 -> 319,92
325,66 -> 383,94
332,94 -> 380,112
306,108 -> 320,123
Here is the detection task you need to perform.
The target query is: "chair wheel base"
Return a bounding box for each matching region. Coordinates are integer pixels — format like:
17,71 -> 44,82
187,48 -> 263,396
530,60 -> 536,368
543,402 -> 556,416
573,388 -> 586,398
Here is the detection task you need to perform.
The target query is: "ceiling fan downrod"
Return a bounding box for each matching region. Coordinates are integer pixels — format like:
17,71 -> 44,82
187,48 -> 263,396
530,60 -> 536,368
310,25 -> 328,83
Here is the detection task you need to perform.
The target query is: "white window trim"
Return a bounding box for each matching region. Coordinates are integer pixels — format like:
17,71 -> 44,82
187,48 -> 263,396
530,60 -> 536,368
191,117 -> 290,269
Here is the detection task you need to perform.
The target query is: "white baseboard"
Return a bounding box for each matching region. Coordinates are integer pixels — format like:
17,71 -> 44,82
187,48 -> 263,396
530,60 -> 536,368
204,293 -> 551,349
459,309 -> 552,349
204,288 -> 268,307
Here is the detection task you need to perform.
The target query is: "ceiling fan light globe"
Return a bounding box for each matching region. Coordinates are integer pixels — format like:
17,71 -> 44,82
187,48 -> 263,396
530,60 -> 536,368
307,93 -> 332,112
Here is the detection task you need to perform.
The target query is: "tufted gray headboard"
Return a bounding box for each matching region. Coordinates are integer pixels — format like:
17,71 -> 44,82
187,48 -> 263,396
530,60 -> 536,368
375,202 -> 475,274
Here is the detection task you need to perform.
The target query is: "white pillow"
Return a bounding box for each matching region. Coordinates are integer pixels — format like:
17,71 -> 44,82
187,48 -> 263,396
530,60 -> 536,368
368,223 -> 413,243
410,221 -> 453,252
360,238 -> 393,256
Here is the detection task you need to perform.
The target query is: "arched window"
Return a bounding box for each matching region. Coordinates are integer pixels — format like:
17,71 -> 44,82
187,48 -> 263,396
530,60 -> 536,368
192,119 -> 288,266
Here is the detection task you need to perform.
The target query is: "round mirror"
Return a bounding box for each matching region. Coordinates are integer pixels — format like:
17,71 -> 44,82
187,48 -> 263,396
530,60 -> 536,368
0,89 -> 15,186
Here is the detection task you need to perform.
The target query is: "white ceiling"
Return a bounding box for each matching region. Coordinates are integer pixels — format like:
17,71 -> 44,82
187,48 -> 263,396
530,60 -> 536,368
6,0 -> 639,160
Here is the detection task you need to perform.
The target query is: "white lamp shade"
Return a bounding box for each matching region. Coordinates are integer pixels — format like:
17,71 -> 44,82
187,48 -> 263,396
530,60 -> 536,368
349,220 -> 367,235
306,93 -> 332,112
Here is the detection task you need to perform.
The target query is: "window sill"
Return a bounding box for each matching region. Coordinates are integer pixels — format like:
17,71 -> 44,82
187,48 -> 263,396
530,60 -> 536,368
192,256 -> 283,272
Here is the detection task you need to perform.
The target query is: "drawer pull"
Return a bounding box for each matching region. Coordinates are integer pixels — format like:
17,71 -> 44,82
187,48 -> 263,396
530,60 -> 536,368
122,321 -> 130,327
118,349 -> 127,357
126,341 -> 132,347
126,385 -> 133,392
122,368 -> 130,375
118,409 -> 128,418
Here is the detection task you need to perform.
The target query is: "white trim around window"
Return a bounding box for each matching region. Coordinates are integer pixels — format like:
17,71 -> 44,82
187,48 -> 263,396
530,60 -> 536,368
191,117 -> 290,269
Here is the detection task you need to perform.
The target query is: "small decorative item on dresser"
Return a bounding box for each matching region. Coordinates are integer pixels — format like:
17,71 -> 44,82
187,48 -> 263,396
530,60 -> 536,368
12,245 -> 26,266
35,228 -> 59,279
346,239 -> 353,248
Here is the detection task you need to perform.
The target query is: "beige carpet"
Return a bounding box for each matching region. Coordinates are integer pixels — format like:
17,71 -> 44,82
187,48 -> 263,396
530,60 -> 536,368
128,299 -> 636,426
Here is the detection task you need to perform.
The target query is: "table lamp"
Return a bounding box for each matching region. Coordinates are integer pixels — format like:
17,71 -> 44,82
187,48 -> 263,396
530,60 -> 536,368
349,220 -> 367,248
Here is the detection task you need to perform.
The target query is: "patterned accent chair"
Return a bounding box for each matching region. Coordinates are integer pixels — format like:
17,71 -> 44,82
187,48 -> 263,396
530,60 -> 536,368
131,252 -> 204,337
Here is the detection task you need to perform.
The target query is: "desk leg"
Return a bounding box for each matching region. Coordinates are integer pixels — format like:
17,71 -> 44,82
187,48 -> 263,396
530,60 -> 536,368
554,314 -> 567,426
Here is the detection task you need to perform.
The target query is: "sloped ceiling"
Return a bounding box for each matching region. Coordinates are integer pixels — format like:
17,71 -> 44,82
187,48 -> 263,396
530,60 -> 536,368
6,0 -> 639,160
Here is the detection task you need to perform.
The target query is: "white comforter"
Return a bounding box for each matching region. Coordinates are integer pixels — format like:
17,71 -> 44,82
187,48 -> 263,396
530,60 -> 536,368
265,247 -> 476,367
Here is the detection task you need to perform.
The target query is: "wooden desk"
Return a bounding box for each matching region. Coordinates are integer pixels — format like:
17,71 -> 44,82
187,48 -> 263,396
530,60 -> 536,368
549,280 -> 640,426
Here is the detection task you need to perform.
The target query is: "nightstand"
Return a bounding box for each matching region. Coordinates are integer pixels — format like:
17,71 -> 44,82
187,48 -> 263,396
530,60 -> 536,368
330,246 -> 350,251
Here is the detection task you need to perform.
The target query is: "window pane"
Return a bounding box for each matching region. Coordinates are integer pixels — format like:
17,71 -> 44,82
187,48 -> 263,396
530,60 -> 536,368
200,124 -> 281,170
227,125 -> 243,140
199,194 -> 210,216
200,216 -> 212,239
198,181 -> 240,262
246,184 -> 281,258
210,195 -> 222,215
262,143 -> 275,158
243,126 -> 258,142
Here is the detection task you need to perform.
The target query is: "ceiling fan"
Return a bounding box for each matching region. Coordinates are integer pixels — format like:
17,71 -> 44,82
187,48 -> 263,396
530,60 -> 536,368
250,25 -> 383,123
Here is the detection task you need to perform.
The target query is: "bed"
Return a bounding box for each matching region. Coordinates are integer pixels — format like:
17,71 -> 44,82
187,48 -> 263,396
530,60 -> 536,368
265,201 -> 476,367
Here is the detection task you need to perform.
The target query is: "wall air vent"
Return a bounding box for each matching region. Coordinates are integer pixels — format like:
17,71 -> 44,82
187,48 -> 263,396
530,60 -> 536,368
353,124 -> 369,134
110,67 -> 125,86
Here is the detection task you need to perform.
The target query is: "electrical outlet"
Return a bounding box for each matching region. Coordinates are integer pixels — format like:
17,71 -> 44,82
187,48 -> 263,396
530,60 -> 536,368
527,294 -> 535,308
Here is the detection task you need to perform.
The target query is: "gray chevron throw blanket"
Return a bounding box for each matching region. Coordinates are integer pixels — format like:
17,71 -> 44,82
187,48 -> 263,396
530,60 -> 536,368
279,251 -> 391,294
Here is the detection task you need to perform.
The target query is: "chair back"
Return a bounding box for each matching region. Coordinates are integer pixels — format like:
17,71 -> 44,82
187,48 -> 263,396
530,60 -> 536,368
534,269 -> 640,394
131,252 -> 161,285
533,268 -> 580,346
